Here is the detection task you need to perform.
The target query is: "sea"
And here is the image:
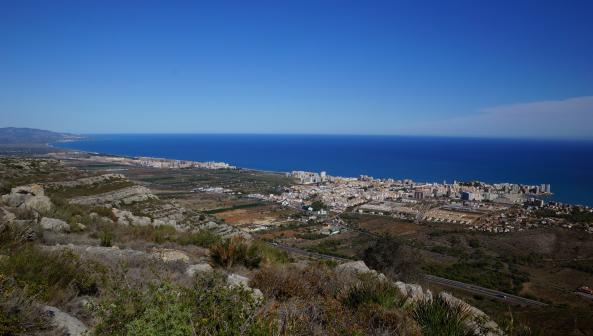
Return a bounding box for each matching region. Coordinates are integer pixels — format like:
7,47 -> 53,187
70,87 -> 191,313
52,134 -> 593,207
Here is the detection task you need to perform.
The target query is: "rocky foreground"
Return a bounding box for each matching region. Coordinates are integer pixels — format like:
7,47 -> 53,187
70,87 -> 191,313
0,157 -> 504,335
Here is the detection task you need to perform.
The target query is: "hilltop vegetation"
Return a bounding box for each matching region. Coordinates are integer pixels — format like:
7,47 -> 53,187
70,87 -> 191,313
0,156 -> 544,335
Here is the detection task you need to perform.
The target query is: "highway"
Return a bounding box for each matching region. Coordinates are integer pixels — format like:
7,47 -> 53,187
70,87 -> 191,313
268,242 -> 548,307
266,242 -> 351,262
424,275 -> 547,307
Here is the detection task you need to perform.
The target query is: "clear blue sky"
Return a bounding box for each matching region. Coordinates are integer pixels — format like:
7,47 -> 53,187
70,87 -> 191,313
1,0 -> 592,137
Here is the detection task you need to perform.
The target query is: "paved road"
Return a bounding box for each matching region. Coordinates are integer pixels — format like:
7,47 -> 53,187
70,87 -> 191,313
425,275 -> 547,307
267,242 -> 351,262
574,291 -> 593,301
268,242 -> 547,307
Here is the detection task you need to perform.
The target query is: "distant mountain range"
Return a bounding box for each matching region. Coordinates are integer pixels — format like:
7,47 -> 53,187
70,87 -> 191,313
0,127 -> 83,145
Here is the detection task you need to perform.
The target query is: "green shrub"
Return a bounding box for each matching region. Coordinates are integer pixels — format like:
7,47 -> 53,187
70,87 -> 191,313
93,273 -> 270,336
413,297 -> 472,336
100,230 -> 113,247
210,237 -> 261,269
0,275 -> 52,335
343,276 -> 405,310
0,246 -> 104,303
177,229 -> 221,248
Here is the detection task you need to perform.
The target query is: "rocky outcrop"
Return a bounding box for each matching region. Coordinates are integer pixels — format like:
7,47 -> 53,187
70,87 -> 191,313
44,244 -> 152,263
395,281 -> 433,302
112,208 -> 152,226
1,207 -> 16,223
227,273 -> 264,301
336,260 -> 497,334
439,292 -> 501,336
1,184 -> 52,213
43,305 -> 88,336
40,217 -> 70,232
45,174 -> 126,188
198,221 -> 251,240
152,248 -> 190,263
186,263 -> 213,277
68,186 -> 157,207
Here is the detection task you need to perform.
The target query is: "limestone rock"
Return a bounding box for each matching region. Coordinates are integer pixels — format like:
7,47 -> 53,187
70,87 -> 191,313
152,248 -> 190,263
43,305 -> 88,336
22,195 -> 52,213
395,281 -> 432,302
69,185 -> 157,207
227,273 -> 250,287
40,217 -> 70,232
336,260 -> 371,274
186,263 -> 213,277
1,208 -> 16,223
1,184 -> 52,213
439,292 -> 501,335
197,221 -> 251,240
112,208 -> 152,226
46,174 -> 126,188
227,273 -> 263,301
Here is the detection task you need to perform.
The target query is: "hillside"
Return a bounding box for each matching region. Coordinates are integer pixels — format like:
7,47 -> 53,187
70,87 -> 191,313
0,156 -> 512,336
0,127 -> 81,145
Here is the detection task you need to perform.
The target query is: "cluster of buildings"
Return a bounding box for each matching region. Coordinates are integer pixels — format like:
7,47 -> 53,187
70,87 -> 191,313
48,152 -> 235,170
134,157 -> 235,169
251,170 -> 593,234
267,171 -> 554,214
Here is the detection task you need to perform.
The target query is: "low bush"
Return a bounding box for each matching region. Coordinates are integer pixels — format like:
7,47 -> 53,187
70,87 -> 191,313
210,237 -> 262,269
342,275 -> 405,310
93,273 -> 270,336
177,229 -> 221,248
0,246 -> 104,304
0,275 -> 52,335
413,297 -> 471,336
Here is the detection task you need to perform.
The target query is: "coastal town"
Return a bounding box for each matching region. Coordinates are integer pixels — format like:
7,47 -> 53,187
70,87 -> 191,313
248,170 -> 593,234
47,151 -> 236,170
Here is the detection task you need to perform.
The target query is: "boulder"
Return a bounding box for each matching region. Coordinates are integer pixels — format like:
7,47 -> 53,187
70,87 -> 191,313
22,195 -> 52,213
227,273 -> 263,301
69,186 -> 157,207
43,305 -> 88,336
2,184 -> 52,212
336,260 -> 371,274
395,281 -> 432,302
152,248 -> 190,263
186,263 -> 213,277
40,217 -> 70,232
13,184 -> 45,197
1,208 -> 16,223
439,292 -> 501,335
112,209 -> 152,226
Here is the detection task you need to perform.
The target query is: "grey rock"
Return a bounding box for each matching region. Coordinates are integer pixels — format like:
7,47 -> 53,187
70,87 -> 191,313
395,281 -> 432,302
152,248 -> 190,263
21,195 -> 52,213
439,292 -> 501,335
40,217 -> 70,232
43,305 -> 88,336
69,186 -> 157,207
1,207 -> 16,222
186,263 -> 213,277
2,184 -> 52,212
336,260 -> 371,274
46,174 -> 126,188
227,273 -> 263,301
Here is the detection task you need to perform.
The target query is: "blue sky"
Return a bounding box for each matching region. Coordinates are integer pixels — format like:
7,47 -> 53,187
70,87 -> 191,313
1,0 -> 592,137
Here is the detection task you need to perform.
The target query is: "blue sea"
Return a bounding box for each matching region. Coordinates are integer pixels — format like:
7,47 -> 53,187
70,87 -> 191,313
53,134 -> 593,206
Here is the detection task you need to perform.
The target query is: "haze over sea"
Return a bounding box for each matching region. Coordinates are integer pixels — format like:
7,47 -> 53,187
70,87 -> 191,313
53,134 -> 593,207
